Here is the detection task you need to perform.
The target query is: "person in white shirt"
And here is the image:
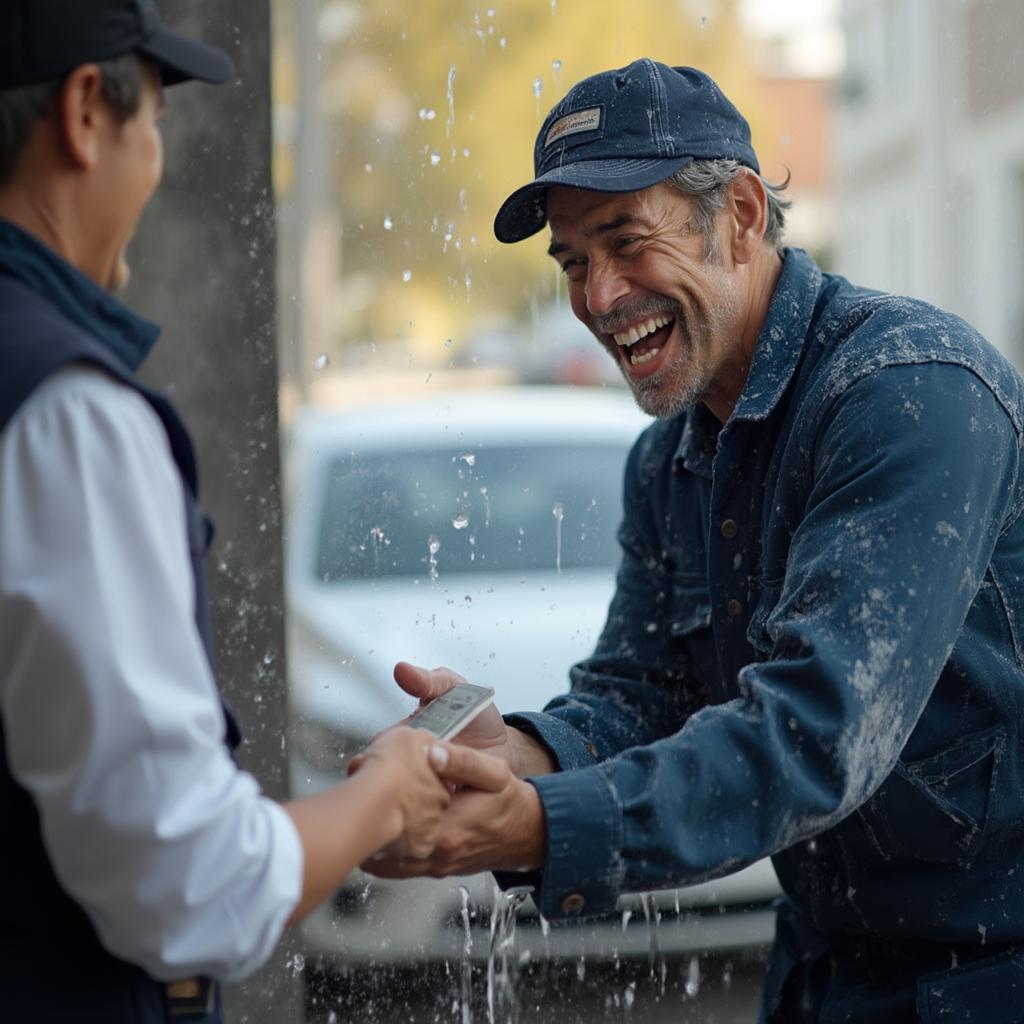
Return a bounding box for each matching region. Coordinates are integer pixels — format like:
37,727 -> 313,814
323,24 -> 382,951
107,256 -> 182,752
0,4 -> 507,1021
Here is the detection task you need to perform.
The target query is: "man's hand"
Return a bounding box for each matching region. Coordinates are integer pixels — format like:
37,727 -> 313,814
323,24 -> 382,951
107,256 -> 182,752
392,662 -> 559,778
393,661 -> 515,764
363,769 -> 547,879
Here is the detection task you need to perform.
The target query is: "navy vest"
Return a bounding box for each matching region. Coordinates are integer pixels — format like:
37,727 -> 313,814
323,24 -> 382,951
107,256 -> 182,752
0,272 -> 240,1023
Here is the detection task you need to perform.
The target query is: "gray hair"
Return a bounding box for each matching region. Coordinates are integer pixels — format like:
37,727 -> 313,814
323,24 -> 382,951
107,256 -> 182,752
664,158 -> 792,260
0,52 -> 146,186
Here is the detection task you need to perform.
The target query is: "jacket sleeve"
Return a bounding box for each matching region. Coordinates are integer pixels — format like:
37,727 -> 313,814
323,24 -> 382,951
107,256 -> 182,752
523,362 -> 1021,921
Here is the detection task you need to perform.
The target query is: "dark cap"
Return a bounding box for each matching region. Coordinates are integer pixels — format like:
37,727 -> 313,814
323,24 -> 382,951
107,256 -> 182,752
0,0 -> 234,91
494,59 -> 759,243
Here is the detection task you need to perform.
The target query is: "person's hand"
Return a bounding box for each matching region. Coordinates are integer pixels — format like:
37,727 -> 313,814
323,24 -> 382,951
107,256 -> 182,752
356,727 -> 512,861
363,767 -> 547,879
394,662 -> 516,766
356,726 -> 452,859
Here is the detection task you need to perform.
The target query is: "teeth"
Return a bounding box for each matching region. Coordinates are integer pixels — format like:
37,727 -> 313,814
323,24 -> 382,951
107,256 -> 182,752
630,347 -> 661,366
614,315 -> 672,347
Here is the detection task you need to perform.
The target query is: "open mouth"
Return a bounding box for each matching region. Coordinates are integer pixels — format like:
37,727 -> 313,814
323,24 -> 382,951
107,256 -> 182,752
609,314 -> 676,368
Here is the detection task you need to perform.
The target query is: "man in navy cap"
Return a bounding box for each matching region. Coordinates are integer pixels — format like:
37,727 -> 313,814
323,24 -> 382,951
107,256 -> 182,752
0,3 -> 507,1021
375,60 -> 1024,1022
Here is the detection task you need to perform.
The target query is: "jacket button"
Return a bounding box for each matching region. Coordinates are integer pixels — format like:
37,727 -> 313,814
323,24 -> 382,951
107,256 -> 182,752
720,518 -> 738,539
727,598 -> 743,618
561,892 -> 586,914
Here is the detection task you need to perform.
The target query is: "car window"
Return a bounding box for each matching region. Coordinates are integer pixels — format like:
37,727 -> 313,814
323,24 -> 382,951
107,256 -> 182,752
316,444 -> 627,579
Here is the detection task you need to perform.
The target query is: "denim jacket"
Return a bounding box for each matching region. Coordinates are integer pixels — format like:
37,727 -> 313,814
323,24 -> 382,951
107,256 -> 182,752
508,249 -> 1024,967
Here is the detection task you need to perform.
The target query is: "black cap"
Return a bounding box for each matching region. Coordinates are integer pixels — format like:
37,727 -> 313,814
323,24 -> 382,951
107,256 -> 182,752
494,59 -> 759,244
0,0 -> 234,91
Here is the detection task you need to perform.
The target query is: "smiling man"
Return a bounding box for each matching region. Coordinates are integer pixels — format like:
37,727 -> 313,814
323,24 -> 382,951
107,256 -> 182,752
375,60 -> 1024,1022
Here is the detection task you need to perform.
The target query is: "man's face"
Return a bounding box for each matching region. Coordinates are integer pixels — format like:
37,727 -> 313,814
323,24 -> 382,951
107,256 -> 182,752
546,183 -> 744,419
94,63 -> 165,290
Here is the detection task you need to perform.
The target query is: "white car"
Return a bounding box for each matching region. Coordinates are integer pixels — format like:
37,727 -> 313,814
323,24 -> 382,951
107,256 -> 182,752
283,385 -> 780,970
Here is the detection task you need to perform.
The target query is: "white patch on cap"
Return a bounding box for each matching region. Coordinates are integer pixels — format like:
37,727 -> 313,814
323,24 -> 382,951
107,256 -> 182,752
545,107 -> 602,148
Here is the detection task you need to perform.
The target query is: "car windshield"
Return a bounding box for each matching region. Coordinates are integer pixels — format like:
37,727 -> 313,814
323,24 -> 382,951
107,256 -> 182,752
317,444 -> 628,579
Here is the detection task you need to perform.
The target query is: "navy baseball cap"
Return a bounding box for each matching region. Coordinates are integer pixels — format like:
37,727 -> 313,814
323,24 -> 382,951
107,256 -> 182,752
0,0 -> 234,91
494,59 -> 759,243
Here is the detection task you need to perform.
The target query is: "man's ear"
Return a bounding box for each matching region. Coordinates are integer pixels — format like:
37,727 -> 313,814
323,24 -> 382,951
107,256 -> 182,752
725,167 -> 769,265
57,64 -> 108,171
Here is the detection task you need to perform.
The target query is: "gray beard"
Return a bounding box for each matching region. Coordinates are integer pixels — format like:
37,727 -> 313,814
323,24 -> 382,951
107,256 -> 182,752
624,316 -> 706,419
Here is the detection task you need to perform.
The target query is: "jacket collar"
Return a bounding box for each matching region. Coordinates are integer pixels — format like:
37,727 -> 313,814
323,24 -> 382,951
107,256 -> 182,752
674,247 -> 822,474
730,246 -> 822,423
0,218 -> 160,372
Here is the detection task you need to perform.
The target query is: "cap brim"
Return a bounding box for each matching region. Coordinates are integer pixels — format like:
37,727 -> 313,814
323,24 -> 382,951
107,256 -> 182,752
139,27 -> 234,86
493,154 -> 695,244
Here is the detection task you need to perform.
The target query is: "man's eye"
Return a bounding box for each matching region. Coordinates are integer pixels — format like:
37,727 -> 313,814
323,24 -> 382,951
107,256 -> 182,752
616,236 -> 641,252
560,258 -> 585,277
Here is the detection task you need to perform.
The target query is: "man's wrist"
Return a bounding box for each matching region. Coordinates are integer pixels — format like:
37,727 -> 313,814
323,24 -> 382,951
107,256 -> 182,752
510,779 -> 547,870
507,726 -> 558,779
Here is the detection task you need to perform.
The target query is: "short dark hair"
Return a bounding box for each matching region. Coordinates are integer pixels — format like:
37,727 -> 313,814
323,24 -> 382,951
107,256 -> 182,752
0,52 -> 146,186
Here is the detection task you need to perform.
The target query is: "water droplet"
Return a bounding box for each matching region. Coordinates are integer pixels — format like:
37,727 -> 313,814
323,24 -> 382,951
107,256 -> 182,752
418,107 -> 436,120
551,58 -> 562,82
532,76 -> 543,99
458,452 -> 476,466
487,7 -> 495,15
464,595 -> 472,605
685,955 -> 701,997
444,338 -> 453,348
499,36 -> 507,49
402,269 -> 412,282
364,162 -> 373,173
313,352 -> 329,370
430,150 -> 442,166
427,535 -> 441,581
383,215 -> 393,230
701,14 -> 708,30
452,512 -> 470,530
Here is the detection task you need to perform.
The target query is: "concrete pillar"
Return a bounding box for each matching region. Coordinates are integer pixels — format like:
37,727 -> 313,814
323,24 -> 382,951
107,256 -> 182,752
124,2 -> 302,1021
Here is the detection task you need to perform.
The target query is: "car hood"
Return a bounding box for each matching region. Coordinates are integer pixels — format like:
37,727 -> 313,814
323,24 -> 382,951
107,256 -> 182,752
287,567 -> 617,736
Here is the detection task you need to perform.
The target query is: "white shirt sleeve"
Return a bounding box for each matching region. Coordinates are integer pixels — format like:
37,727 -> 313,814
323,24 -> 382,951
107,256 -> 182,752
0,365 -> 302,982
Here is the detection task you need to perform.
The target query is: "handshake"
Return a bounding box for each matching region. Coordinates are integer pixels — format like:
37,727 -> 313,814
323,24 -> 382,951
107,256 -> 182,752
346,662 -> 554,879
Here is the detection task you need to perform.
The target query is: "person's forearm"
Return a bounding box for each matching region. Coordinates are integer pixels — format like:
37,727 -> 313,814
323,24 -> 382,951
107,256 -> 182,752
508,726 -> 558,778
282,766 -> 400,924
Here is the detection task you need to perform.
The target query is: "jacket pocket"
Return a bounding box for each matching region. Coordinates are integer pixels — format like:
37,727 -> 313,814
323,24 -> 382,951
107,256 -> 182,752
917,947 -> 1024,1023
857,725 -> 1005,864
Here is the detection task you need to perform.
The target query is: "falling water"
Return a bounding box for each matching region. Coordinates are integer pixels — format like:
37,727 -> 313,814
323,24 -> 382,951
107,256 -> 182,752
639,892 -> 666,994
480,485 -> 492,527
551,59 -> 562,84
459,886 -> 473,1024
486,887 -> 530,1024
453,512 -> 470,530
447,64 -> 457,137
428,534 -> 441,581
369,526 -> 386,571
532,76 -> 543,118
552,502 -> 565,573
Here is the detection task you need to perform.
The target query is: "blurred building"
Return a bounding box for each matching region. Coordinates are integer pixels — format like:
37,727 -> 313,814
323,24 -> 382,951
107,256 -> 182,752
835,0 -> 1024,363
753,69 -> 837,266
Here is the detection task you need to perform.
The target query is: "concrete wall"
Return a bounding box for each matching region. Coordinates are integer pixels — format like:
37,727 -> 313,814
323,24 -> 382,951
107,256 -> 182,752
124,2 -> 302,1021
